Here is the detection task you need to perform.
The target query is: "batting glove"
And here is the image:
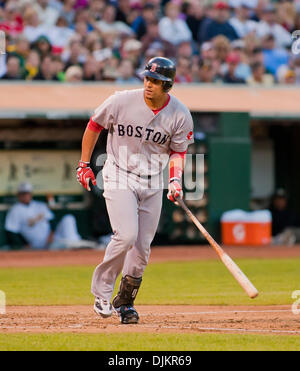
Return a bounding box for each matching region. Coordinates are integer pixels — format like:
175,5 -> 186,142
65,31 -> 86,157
167,178 -> 183,203
76,161 -> 97,191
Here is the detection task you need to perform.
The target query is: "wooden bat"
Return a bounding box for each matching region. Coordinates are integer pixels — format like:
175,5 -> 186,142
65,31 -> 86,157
177,199 -> 259,299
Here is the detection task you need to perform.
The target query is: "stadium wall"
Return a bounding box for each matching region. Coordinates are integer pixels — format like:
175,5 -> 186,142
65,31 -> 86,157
0,83 -> 300,246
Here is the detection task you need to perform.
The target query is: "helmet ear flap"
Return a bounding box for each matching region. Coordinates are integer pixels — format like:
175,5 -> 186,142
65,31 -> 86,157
163,81 -> 173,92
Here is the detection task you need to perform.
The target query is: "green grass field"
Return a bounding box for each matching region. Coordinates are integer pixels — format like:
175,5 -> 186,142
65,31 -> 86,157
1,257 -> 300,351
0,258 -> 299,306
1,333 -> 300,351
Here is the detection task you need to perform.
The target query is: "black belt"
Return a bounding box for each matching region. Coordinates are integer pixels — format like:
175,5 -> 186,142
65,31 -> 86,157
114,163 -> 152,180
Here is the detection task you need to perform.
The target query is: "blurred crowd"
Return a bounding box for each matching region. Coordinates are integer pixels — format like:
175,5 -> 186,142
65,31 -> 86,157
0,0 -> 300,84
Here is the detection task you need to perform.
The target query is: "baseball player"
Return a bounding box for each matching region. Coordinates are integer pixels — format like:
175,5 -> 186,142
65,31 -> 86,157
77,57 -> 194,324
5,182 -> 83,250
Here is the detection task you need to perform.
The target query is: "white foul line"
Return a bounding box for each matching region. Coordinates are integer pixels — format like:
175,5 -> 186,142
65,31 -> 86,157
142,309 -> 292,316
142,324 -> 300,335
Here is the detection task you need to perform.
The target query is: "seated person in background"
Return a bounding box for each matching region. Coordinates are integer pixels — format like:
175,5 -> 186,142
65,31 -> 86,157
5,182 -> 96,250
269,189 -> 300,246
246,62 -> 274,86
223,51 -> 246,84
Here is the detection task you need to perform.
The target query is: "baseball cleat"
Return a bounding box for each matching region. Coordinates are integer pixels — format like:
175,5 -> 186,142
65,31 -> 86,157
94,297 -> 113,318
114,305 -> 139,324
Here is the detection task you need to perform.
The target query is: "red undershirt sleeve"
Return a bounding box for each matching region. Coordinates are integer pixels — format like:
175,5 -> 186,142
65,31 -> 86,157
87,116 -> 104,133
169,150 -> 187,181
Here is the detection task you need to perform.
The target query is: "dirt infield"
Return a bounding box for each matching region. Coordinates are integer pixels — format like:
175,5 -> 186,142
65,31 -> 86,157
1,245 -> 300,268
1,305 -> 298,336
1,246 -> 300,336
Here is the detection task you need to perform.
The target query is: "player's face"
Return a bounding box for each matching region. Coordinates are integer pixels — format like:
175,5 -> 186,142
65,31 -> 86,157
18,192 -> 32,205
144,76 -> 165,100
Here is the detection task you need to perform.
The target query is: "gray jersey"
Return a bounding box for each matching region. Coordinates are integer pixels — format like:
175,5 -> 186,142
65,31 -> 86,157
92,89 -> 194,176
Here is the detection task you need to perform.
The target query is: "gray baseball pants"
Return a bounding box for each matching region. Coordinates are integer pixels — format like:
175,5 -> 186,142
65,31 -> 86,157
91,160 -> 163,301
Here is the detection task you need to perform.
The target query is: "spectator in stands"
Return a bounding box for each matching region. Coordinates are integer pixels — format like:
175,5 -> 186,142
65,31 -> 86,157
34,55 -> 57,80
141,20 -> 175,58
177,40 -> 193,59
293,7 -> 300,34
262,34 -> 290,77
126,2 -> 143,27
230,39 -> 252,80
11,35 -> 30,70
202,1 -> 239,42
246,61 -> 274,86
269,189 -> 300,246
33,0 -> 60,27
122,38 -> 143,69
197,59 -> 220,83
175,56 -> 193,83
283,69 -> 297,84
116,58 -> 140,84
88,0 -> 106,22
182,0 -> 205,43
5,182 -> 97,250
158,1 -> 192,46
0,1 -> 23,36
82,55 -> 100,81
256,4 -> 291,49
277,0 -> 296,33
212,35 -> 231,64
276,53 -> 300,84
33,35 -> 52,59
52,55 -> 66,81
65,64 -> 83,82
101,55 -> 120,81
131,3 -> 157,40
223,51 -> 246,83
59,0 -> 76,27
24,49 -> 41,80
46,16 -> 75,52
200,41 -> 217,62
243,31 -> 261,57
23,6 -> 48,43
116,0 -> 132,25
1,55 -> 23,79
62,35 -> 86,70
229,0 -> 258,38
75,19 -> 89,40
290,56 -> 300,84
95,4 -> 134,37
73,7 -> 94,34
84,31 -> 101,53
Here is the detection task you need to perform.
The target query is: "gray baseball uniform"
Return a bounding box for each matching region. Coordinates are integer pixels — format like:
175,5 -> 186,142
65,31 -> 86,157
91,88 -> 194,301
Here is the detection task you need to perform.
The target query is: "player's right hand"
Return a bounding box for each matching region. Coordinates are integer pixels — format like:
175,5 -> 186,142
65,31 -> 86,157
76,161 -> 97,191
167,179 -> 183,204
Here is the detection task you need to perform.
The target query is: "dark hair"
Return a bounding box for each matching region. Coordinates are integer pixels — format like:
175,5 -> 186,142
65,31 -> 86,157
143,3 -> 155,11
253,47 -> 263,54
251,61 -> 263,71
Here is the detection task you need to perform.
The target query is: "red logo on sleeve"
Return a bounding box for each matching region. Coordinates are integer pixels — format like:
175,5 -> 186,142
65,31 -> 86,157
187,131 -> 193,140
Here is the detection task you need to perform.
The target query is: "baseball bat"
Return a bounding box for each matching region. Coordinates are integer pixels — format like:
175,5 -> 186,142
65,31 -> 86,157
177,199 -> 259,299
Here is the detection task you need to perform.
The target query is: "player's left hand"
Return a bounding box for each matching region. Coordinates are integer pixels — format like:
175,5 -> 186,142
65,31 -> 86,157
167,179 -> 183,204
76,161 -> 97,191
